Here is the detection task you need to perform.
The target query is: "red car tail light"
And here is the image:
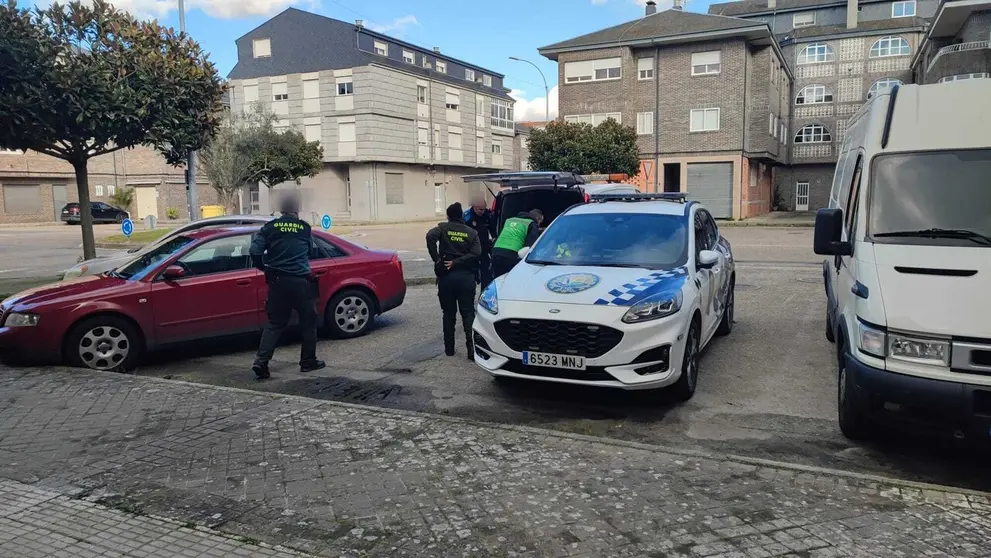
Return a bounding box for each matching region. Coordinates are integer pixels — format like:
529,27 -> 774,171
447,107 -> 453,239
583,192 -> 590,203
392,253 -> 403,274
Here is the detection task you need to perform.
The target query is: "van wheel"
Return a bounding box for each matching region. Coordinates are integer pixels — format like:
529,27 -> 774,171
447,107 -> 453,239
837,351 -> 869,440
65,316 -> 142,372
325,289 -> 375,339
671,321 -> 701,402
825,310 -> 836,343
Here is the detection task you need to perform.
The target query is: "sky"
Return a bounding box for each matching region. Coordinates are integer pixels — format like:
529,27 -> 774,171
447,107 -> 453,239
33,0 -> 717,121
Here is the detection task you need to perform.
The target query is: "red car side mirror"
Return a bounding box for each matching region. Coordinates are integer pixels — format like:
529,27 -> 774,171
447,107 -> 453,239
162,265 -> 186,280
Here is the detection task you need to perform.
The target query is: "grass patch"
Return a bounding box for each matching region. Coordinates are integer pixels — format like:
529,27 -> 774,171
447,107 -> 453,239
104,228 -> 173,244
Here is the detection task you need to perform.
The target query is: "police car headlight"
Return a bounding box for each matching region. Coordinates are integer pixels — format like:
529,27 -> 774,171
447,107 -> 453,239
479,282 -> 498,315
4,312 -> 40,327
622,291 -> 682,324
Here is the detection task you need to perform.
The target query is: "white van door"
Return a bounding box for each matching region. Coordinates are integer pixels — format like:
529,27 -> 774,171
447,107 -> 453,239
831,154 -> 865,337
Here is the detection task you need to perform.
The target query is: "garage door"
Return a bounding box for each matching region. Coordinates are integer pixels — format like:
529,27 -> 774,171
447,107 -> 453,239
686,163 -> 733,219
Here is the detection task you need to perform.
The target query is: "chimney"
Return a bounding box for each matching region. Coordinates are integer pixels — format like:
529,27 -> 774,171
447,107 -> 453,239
847,0 -> 858,28
672,0 -> 683,9
433,47 -> 440,53
355,19 -> 363,28
645,0 -> 657,15
768,0 -> 776,8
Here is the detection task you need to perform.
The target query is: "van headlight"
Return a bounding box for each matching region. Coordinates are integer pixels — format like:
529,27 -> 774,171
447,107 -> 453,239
4,313 -> 40,327
622,291 -> 682,324
857,321 -> 950,366
479,282 -> 498,315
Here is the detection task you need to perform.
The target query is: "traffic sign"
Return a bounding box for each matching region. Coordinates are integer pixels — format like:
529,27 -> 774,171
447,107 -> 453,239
121,218 -> 134,238
321,214 -> 332,230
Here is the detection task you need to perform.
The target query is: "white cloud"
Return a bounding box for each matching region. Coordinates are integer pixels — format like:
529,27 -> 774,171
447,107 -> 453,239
509,86 -> 559,122
37,0 -> 308,21
367,15 -> 419,37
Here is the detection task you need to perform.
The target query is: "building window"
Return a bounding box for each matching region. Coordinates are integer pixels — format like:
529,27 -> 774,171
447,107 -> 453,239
448,130 -> 463,150
422,57 -> 431,69
938,73 -> 990,82
793,12 -> 815,27
374,41 -> 388,56
482,75 -> 492,87
436,60 -> 447,73
402,50 -> 414,64
338,80 -> 353,96
780,123 -> 786,145
564,113 -> 621,125
691,51 -> 721,75
385,172 -> 404,205
417,122 -> 429,146
107,184 -> 116,195
796,84 -> 833,104
303,79 -> 319,101
339,122 -> 356,143
95,184 -> 104,196
490,99 -> 513,130
892,0 -> 915,17
445,92 -> 460,110
491,141 -> 502,154
768,114 -> 775,135
417,85 -> 427,103
636,112 -> 654,135
2,184 -> 41,214
638,57 -> 654,80
750,165 -> 758,188
465,69 -> 476,82
869,36 -> 911,58
476,96 -> 484,116
867,78 -> 902,99
797,43 -> 836,64
794,124 -> 831,143
272,82 -> 288,101
252,38 -> 271,58
305,123 -> 321,143
689,108 -> 720,132
563,57 -> 621,83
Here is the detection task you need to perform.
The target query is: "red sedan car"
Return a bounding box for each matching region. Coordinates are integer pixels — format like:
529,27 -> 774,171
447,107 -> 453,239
0,226 -> 406,370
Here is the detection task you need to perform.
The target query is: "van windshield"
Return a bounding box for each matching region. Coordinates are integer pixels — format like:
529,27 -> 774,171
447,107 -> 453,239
869,149 -> 991,247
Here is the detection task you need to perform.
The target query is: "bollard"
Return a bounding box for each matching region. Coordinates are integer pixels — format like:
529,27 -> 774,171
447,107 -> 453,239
144,215 -> 157,230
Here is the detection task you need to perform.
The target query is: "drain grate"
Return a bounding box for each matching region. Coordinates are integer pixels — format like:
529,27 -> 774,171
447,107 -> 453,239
302,377 -> 405,403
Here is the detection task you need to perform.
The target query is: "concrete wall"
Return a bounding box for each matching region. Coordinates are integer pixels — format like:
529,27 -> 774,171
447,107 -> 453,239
774,163 -> 835,210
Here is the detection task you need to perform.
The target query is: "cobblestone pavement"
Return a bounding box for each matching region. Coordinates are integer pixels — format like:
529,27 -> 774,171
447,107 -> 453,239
2,368 -> 991,557
0,479 -> 305,557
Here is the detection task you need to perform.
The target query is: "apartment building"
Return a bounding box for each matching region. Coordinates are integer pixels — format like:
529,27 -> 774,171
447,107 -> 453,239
912,0 -> 991,83
513,121 -> 550,171
227,8 -> 516,222
538,1 -> 792,219
709,0 -> 989,210
0,146 -> 219,225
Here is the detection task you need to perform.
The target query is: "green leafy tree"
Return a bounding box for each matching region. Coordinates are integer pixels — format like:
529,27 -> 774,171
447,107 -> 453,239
0,0 -> 225,259
109,186 -> 134,212
527,119 -> 640,177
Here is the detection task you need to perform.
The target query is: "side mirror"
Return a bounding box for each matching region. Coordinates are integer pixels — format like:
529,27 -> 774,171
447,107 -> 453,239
813,208 -> 853,256
517,246 -> 531,259
162,265 -> 186,280
698,250 -> 720,269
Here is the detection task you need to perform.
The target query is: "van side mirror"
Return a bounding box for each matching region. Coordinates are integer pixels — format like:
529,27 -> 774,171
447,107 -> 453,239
813,209 -> 853,256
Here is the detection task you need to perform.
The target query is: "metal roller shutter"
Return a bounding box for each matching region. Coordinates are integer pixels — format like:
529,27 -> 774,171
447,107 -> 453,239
686,163 -> 733,218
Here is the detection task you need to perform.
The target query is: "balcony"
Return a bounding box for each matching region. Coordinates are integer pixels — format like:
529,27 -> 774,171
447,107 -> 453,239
925,41 -> 991,81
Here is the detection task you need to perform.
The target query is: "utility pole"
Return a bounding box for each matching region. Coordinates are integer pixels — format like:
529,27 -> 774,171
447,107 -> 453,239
509,57 -> 550,122
178,0 -> 199,220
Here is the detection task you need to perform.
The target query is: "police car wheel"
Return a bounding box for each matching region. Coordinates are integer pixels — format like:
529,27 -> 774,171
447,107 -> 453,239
671,320 -> 701,402
65,315 -> 142,372
716,279 -> 734,336
326,289 -> 375,339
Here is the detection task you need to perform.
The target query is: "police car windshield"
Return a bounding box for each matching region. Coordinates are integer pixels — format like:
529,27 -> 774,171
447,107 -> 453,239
114,236 -> 195,280
527,213 -> 688,270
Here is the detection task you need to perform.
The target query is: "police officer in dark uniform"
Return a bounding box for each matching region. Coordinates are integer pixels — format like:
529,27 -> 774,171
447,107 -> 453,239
250,194 -> 326,380
463,195 -> 495,288
426,202 -> 481,359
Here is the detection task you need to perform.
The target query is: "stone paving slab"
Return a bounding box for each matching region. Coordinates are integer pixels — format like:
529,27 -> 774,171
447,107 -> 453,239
2,367 -> 991,557
0,479 -> 305,557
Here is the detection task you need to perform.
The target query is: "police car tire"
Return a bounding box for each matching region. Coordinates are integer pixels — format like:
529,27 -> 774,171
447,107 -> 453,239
715,280 -> 734,336
671,320 -> 701,402
325,289 -> 375,339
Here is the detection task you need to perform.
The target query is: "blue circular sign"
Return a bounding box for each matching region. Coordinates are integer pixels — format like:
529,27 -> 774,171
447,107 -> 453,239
120,218 -> 134,237
321,214 -> 332,230
546,273 -> 601,294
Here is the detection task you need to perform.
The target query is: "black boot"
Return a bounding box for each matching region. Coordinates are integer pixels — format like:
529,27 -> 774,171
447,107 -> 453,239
466,339 -> 474,361
252,361 -> 270,380
445,346 -> 456,357
300,359 -> 327,373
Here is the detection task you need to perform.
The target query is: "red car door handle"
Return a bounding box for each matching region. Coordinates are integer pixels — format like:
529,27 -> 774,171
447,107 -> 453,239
236,279 -> 252,286
314,270 -> 328,276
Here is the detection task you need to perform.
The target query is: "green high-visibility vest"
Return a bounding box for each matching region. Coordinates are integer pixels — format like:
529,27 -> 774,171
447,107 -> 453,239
493,217 -> 532,252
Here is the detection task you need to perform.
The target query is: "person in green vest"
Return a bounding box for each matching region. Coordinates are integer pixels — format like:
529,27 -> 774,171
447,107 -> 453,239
490,209 -> 543,281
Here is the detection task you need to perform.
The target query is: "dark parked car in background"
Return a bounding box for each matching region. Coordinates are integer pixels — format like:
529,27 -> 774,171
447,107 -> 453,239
61,202 -> 130,224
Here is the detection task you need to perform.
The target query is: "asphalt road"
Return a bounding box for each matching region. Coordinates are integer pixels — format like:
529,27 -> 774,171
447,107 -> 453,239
0,225 -> 121,282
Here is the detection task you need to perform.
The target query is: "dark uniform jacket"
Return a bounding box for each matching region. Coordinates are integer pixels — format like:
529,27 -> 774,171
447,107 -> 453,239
426,221 -> 482,276
250,215 -> 312,277
463,208 -> 495,252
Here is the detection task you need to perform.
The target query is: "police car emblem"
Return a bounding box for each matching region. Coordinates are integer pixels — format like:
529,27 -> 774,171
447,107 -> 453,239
546,273 -> 600,294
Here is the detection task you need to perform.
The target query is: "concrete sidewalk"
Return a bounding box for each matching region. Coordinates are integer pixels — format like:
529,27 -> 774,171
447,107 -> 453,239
2,368 -> 990,557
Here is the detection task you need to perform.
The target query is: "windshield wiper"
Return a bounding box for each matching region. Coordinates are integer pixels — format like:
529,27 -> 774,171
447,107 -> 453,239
590,263 -> 652,269
525,259 -> 563,266
874,228 -> 991,246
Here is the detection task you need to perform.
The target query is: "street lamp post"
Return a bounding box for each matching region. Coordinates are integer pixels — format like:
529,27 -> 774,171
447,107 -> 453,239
178,0 -> 199,220
509,56 -> 549,122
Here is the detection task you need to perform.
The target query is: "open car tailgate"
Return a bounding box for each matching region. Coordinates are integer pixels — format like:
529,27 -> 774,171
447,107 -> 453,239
462,171 -> 586,188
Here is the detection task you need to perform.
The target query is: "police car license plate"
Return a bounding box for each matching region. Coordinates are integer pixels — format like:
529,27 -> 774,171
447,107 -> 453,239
522,351 -> 586,370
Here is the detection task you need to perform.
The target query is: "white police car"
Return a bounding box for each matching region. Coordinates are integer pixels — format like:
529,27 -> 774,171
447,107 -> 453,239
471,193 -> 735,401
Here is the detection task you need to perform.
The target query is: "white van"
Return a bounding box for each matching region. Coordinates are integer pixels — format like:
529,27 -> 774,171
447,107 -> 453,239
813,80 -> 991,441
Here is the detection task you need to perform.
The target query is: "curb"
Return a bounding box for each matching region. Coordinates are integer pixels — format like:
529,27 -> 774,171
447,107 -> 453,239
28,367 -> 990,500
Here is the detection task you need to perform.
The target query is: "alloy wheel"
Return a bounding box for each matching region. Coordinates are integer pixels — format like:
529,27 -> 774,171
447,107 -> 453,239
335,296 -> 369,333
78,325 -> 130,370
